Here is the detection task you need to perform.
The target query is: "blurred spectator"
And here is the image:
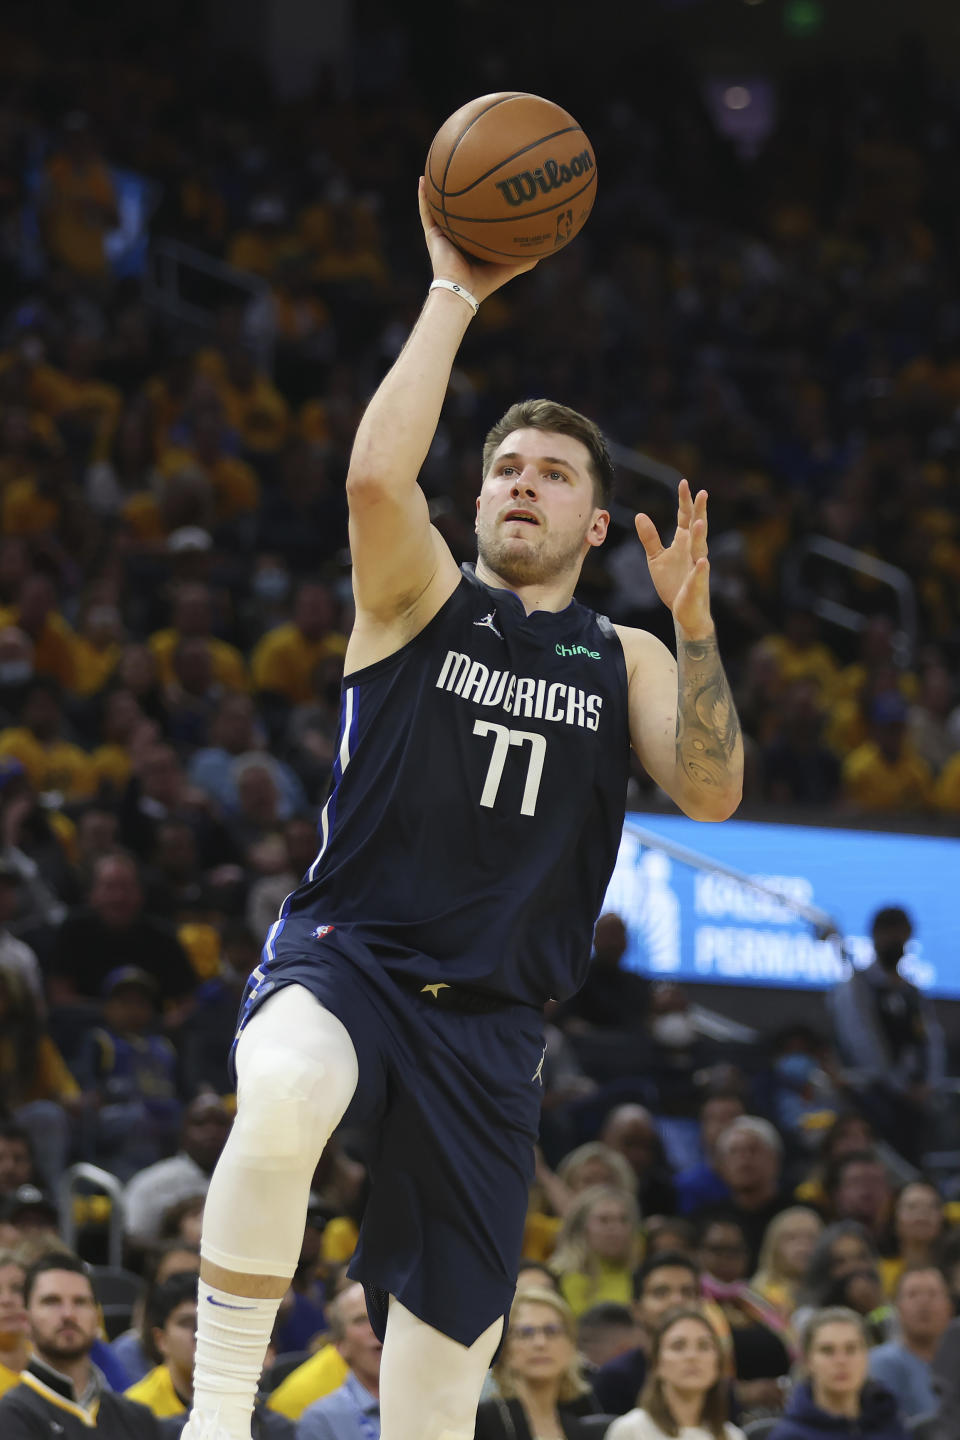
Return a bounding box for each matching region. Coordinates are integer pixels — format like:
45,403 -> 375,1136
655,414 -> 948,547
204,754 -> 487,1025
767,1307 -> 908,1440
605,1306 -> 744,1440
794,1222 -> 884,1334
824,1152 -> 893,1247
294,1281 -> 381,1440
878,1182 -> 945,1297
0,863 -> 44,1004
762,680 -> 841,806
557,913 -> 648,1035
931,1319 -> 960,1440
109,1239 -> 200,1386
600,1105 -> 676,1218
148,582 -> 247,693
124,1271 -> 197,1417
0,677 -> 97,800
700,1118 -> 788,1268
550,1185 -> 641,1317
475,1287 -> 603,1440
0,1251 -> 164,1436
0,959 -> 78,1184
37,113 -> 118,283
187,694 -> 306,820
696,1214 -> 793,1410
123,1094 -> 231,1247
841,695 -> 933,814
577,1302 -> 639,1370
0,1123 -> 36,1202
867,1266 -> 952,1421
49,851 -> 197,1010
593,1251 -> 703,1416
0,1249 -> 28,1396
78,966 -> 181,1180
251,581 -> 345,707
829,907 -> 944,1164
751,1207 -> 824,1317
0,573 -> 78,693
794,1114 -> 877,1214
674,1091 -> 745,1217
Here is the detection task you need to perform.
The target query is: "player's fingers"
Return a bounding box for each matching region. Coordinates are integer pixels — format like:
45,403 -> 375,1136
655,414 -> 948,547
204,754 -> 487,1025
635,512 -> 664,560
694,487 -> 709,547
418,177 -> 436,235
677,477 -> 693,529
691,515 -> 708,563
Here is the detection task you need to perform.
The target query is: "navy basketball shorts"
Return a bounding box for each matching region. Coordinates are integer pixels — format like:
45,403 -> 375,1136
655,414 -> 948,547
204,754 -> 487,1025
232,917 -> 546,1348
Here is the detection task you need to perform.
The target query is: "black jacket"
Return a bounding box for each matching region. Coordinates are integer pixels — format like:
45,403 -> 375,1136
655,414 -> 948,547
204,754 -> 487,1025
0,1356 -> 164,1438
475,1394 -> 609,1440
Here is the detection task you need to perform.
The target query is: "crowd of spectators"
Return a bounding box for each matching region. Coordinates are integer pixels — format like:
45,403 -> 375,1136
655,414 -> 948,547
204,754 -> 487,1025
1,3 -> 960,1438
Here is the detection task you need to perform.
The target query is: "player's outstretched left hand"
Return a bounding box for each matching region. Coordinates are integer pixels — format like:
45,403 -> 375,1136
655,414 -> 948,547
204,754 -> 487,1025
634,479 -> 714,640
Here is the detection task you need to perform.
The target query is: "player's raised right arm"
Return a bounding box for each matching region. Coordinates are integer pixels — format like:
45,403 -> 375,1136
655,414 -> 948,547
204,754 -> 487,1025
346,181 -> 537,622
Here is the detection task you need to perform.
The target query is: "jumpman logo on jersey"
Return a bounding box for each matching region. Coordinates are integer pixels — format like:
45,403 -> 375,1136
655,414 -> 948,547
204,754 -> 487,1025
473,611 -> 503,639
531,1044 -> 547,1085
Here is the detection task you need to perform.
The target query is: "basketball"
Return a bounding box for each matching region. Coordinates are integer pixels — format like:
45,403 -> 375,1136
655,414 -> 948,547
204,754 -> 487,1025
424,92 -> 597,263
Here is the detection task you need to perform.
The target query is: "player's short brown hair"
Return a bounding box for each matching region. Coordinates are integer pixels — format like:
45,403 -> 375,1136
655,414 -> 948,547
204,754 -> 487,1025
482,399 -> 615,508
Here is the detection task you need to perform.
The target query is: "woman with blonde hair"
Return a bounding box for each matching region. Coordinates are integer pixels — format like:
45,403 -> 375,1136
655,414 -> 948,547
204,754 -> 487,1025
608,1306 -> 745,1440
524,1141 -> 638,1263
551,1184 -> 642,1316
474,1287 -> 605,1439
752,1207 -> 824,1315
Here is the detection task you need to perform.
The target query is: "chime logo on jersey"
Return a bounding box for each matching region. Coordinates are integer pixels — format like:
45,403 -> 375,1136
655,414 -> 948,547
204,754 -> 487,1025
436,648 -> 603,731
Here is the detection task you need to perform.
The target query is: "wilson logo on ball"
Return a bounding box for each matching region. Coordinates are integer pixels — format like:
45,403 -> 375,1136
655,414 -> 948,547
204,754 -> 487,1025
495,149 -> 594,207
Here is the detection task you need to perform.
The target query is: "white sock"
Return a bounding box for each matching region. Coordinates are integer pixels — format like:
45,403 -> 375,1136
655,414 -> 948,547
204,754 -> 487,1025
190,1281 -> 282,1438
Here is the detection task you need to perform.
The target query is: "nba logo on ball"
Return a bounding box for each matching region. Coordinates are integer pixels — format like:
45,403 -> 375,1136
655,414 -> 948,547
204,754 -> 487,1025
425,92 -> 597,262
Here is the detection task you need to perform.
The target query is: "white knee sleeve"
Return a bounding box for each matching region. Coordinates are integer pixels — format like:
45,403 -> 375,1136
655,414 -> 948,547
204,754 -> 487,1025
201,984 -> 359,1278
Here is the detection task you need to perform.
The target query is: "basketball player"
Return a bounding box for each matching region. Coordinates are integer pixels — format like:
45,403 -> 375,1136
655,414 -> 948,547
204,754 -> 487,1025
183,182 -> 743,1440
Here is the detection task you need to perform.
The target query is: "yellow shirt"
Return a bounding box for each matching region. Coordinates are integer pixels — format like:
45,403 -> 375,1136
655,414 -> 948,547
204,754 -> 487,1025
72,637 -> 121,697
148,627 -> 248,691
764,635 -> 840,701
251,624 -> 347,704
91,743 -> 133,792
0,606 -> 79,692
267,1344 -> 349,1419
0,1360 -> 23,1397
841,741 -> 932,812
159,446 -> 260,522
523,1209 -> 562,1264
557,1261 -> 633,1317
0,729 -> 97,801
43,153 -> 117,276
1,478 -> 60,537
0,1032 -> 80,1104
933,753 -> 960,812
125,1364 -> 186,1417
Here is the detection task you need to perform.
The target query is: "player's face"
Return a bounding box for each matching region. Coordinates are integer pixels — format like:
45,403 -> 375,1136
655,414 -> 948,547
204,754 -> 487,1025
476,429 -> 608,587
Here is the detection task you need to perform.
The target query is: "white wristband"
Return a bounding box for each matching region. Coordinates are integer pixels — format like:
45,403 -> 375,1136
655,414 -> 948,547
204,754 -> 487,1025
429,278 -> 480,315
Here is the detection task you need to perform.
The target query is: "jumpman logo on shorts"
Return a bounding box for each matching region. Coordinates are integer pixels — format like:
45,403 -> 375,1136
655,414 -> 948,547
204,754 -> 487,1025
474,611 -> 503,639
531,1044 -> 547,1085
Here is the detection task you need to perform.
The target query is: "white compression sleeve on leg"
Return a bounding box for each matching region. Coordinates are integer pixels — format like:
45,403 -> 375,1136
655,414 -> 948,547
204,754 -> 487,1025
378,1298 -> 504,1440
200,982 -> 359,1276
190,983 -> 359,1440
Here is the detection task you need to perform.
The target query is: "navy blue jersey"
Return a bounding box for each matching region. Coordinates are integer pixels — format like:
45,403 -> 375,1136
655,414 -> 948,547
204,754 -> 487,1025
275,565 -> 631,1006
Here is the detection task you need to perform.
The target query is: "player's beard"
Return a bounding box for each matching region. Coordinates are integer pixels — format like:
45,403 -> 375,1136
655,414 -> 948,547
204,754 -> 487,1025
476,516 -> 588,588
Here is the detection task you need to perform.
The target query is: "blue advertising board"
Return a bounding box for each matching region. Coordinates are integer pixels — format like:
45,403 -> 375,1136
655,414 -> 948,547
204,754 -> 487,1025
604,814 -> 960,996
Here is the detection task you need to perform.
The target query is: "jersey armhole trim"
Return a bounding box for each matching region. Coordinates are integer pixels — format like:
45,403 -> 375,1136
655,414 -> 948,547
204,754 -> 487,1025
342,575 -> 470,687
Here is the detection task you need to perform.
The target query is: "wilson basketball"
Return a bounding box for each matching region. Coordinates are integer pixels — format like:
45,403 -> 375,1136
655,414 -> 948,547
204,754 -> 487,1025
424,92 -> 597,262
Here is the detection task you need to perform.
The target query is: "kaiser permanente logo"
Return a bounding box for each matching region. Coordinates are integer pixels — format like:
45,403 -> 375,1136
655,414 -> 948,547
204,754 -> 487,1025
555,643 -> 600,659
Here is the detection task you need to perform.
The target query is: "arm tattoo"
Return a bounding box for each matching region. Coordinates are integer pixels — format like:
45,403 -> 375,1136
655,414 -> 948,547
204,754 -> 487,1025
675,635 -> 742,790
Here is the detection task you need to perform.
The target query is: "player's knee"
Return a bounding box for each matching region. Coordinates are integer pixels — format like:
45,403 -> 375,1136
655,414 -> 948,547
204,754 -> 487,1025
233,1043 -> 336,1164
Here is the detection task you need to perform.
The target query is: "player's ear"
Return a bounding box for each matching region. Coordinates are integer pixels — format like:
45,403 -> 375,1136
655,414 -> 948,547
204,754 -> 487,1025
586,508 -> 610,548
